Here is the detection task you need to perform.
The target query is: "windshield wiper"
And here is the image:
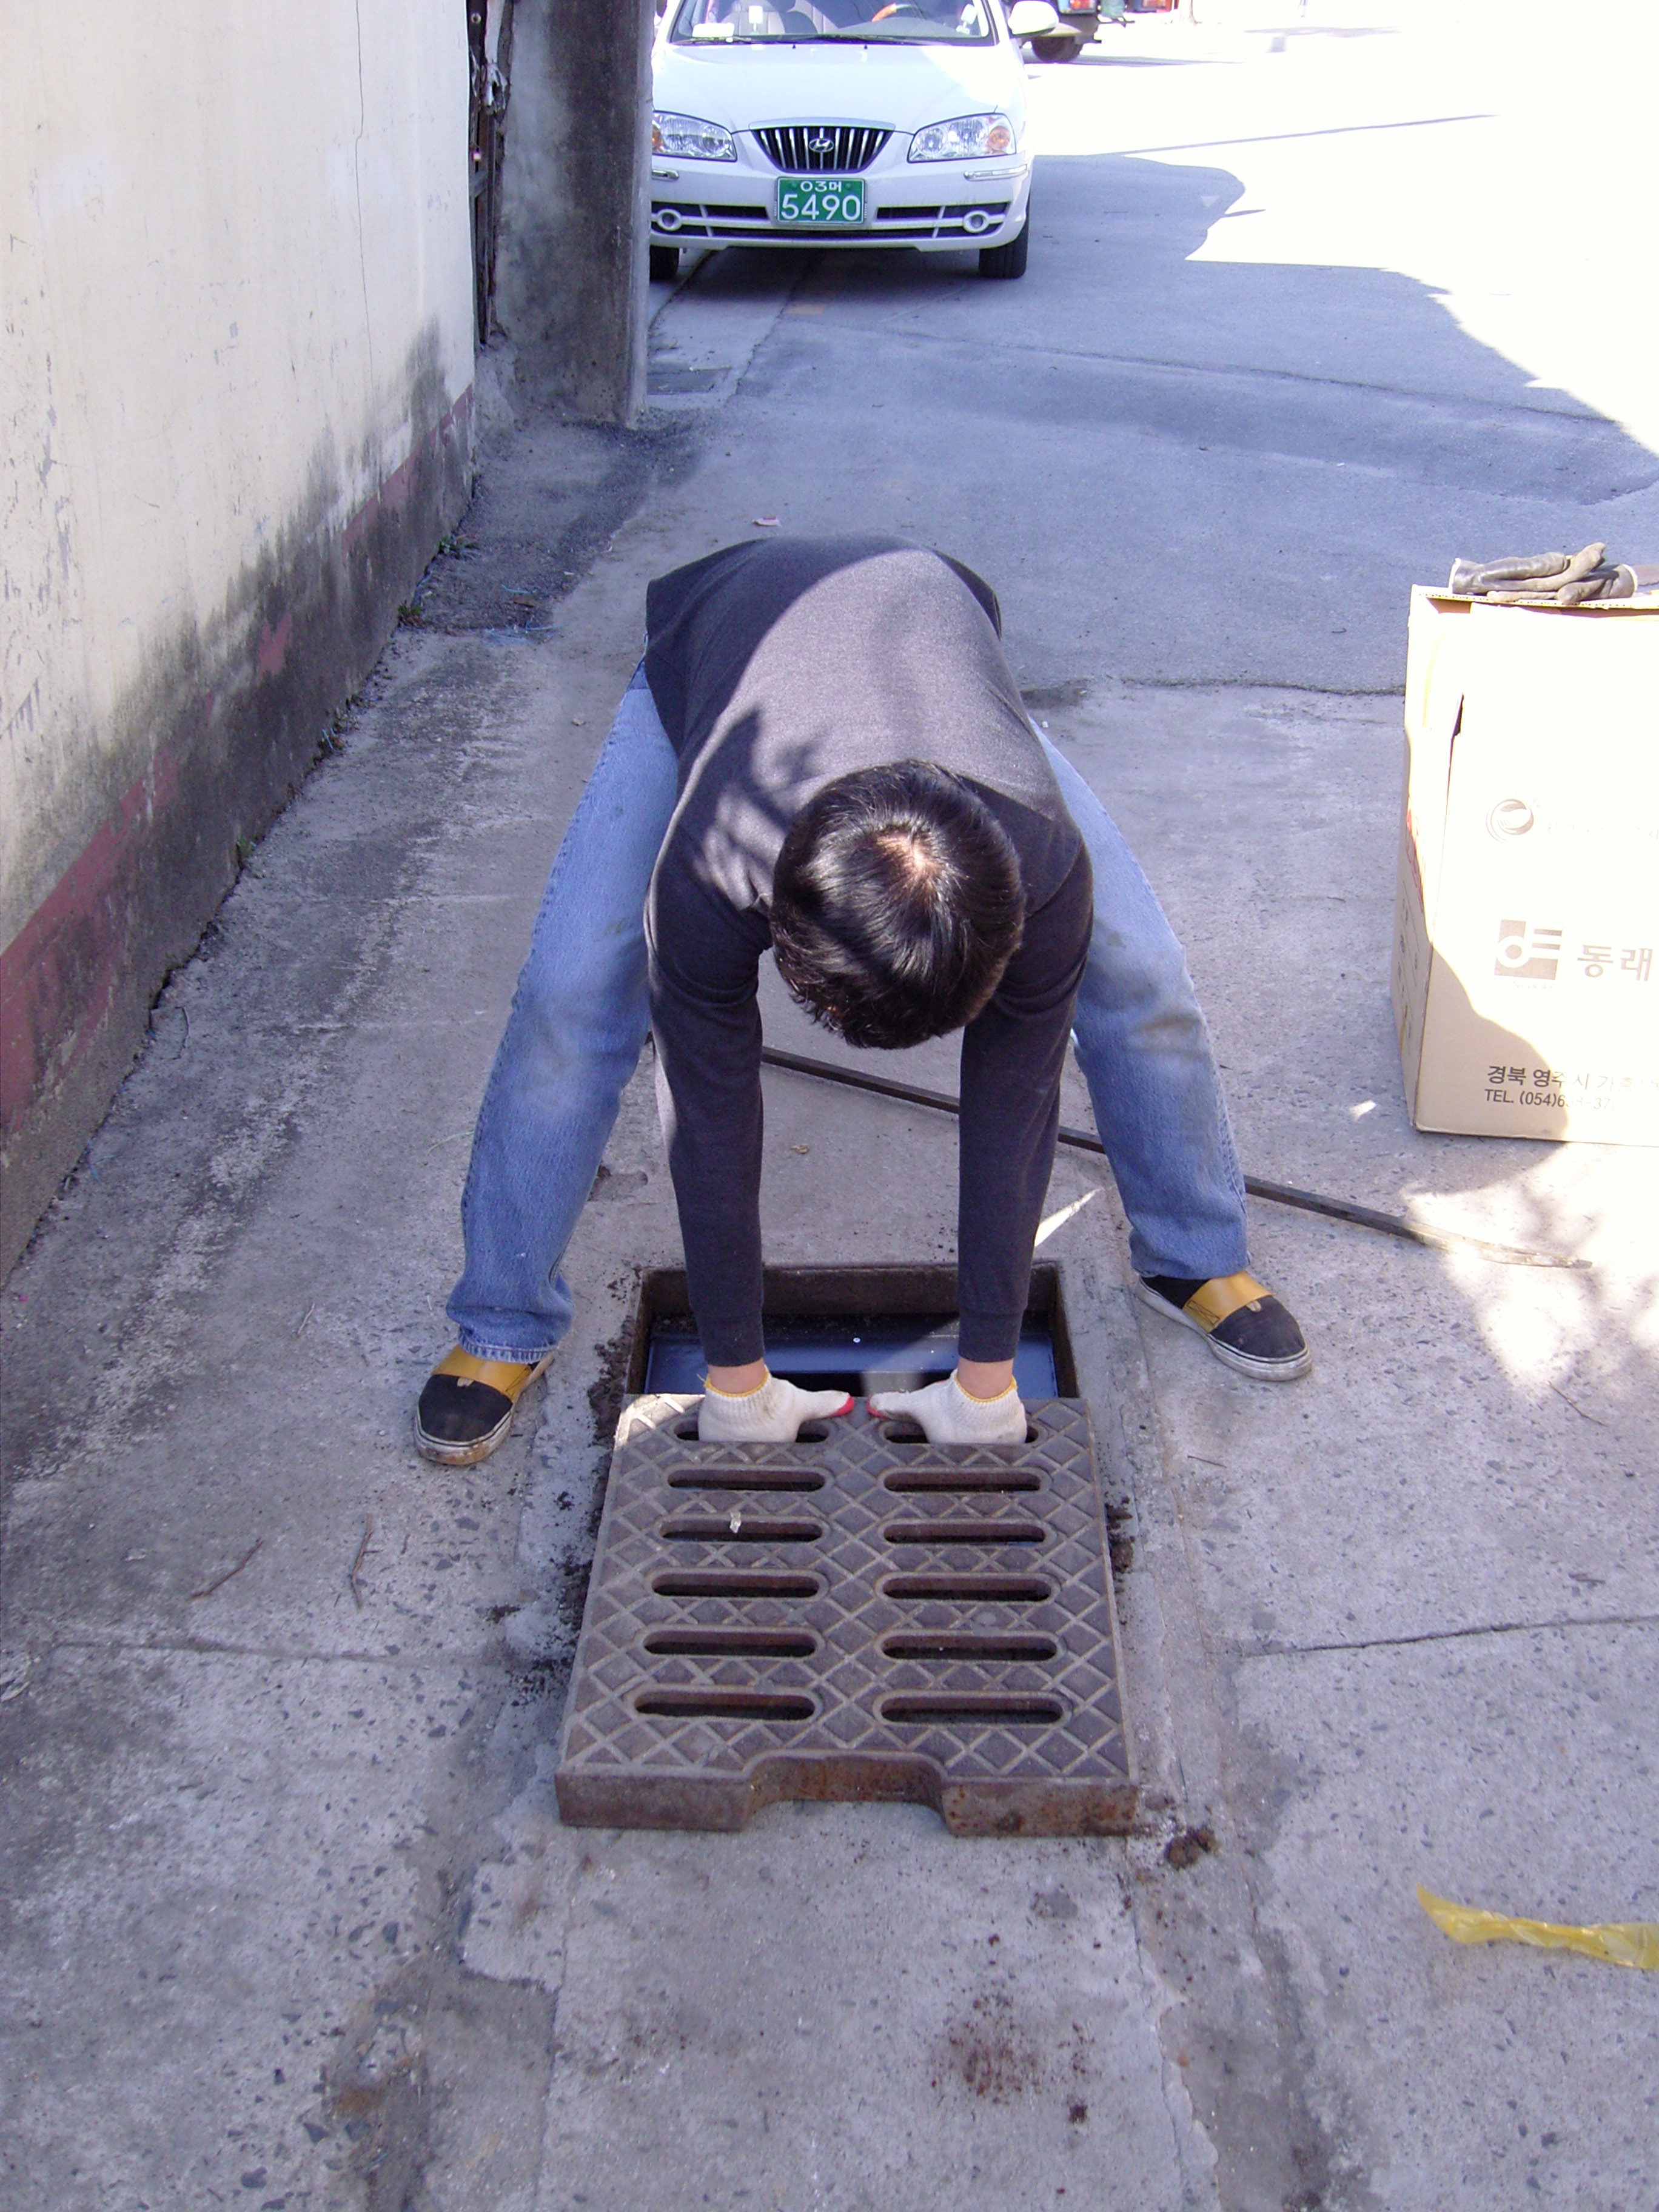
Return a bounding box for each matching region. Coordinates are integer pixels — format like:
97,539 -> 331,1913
682,22 -> 970,41
819,24 -> 975,36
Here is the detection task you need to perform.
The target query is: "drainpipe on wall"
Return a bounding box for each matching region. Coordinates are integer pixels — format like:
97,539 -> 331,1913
468,0 -> 517,346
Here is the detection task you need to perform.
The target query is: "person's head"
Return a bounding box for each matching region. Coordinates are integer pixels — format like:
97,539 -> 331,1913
769,760 -> 1025,1049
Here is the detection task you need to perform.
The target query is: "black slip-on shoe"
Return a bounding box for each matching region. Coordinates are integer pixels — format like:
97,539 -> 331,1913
415,1346 -> 554,1466
1134,1272 -> 1312,1382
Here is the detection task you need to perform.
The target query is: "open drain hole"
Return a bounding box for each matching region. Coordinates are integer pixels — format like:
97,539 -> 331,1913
640,1296 -> 1066,1399
880,1693 -> 1065,1726
662,1518 -> 825,1545
667,1469 -> 825,1492
882,1633 -> 1058,1662
883,1421 -> 1042,1447
636,1689 -> 816,1721
652,1570 -> 823,1598
883,1470 -> 1041,1493
643,1629 -> 817,1658
883,1574 -> 1053,1602
884,1520 -> 1045,1546
672,1419 -> 833,1444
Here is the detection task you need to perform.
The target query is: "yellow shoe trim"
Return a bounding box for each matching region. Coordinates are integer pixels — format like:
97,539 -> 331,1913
1184,1273 -> 1272,1333
431,1346 -> 546,1399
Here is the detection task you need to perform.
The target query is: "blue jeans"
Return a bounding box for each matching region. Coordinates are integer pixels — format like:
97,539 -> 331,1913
447,672 -> 1248,1361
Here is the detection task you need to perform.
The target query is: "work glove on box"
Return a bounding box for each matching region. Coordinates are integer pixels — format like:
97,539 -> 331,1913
1447,542 -> 1650,606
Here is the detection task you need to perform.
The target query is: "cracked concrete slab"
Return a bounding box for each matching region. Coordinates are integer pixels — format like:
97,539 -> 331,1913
536,1812 -> 1215,2212
1232,1629 -> 1658,2210
646,247 -> 809,411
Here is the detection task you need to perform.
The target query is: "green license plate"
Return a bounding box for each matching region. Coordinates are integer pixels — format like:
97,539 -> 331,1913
775,175 -> 866,227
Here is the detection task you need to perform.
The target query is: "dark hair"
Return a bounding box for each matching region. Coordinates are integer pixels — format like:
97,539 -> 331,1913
769,761 -> 1025,1049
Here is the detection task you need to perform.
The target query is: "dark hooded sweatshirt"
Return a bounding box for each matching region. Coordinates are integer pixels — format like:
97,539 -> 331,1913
643,535 -> 1091,1367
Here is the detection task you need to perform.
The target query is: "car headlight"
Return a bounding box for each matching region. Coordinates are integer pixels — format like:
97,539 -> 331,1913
652,112 -> 737,161
908,113 -> 1017,164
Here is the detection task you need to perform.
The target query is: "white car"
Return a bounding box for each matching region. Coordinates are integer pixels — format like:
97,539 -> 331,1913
649,0 -> 1061,283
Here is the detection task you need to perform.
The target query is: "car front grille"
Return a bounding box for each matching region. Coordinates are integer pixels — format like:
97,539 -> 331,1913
754,125 -> 891,173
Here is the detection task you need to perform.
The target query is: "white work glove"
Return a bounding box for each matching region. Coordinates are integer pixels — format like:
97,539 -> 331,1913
868,1373 -> 1027,1445
698,1370 -> 853,1444
1447,543 -> 1638,606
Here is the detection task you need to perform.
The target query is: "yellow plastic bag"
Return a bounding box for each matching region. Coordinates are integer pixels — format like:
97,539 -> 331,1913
1418,1885 -> 1659,1970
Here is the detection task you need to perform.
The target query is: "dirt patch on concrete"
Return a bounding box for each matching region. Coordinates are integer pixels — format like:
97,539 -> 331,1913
1164,1821 -> 1217,1870
586,1297 -> 637,1445
1021,679 -> 1093,712
938,1988 -> 1045,2103
1107,1499 -> 1136,1577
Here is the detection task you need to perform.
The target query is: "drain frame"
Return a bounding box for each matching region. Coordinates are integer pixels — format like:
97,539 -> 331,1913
555,1387 -> 1134,1837
626,1262 -> 1079,1398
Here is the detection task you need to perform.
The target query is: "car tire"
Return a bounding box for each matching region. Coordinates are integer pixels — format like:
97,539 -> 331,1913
649,244 -> 680,284
979,215 -> 1030,280
1030,32 -> 1084,59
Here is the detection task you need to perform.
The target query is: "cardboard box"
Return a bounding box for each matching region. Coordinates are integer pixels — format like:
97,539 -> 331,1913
1392,588 -> 1659,1144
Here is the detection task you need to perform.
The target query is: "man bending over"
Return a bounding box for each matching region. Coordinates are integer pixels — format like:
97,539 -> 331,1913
416,536 -> 1307,1461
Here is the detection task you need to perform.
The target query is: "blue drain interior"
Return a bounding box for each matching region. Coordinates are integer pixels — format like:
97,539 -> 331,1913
643,1313 -> 1059,1399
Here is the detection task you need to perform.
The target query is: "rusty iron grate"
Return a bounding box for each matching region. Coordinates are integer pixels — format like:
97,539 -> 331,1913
555,1396 -> 1134,1837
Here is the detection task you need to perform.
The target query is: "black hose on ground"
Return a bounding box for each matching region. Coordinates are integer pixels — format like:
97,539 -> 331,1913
758,1046 -> 1587,1272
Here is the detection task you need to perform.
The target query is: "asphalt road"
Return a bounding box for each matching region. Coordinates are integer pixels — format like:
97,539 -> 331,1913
4,5 -> 1655,2208
648,0 -> 1658,691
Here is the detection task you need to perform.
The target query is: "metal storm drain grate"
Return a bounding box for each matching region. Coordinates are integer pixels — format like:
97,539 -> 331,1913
555,1396 -> 1134,1836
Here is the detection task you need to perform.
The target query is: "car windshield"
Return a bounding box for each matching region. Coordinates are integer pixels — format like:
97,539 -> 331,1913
669,0 -> 998,45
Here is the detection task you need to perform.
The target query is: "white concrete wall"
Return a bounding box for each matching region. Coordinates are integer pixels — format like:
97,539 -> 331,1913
2,0 -> 475,942
1,0 -> 476,1269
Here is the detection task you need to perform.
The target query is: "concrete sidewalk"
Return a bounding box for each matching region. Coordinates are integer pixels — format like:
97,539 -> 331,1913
5,13 -> 1658,2207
